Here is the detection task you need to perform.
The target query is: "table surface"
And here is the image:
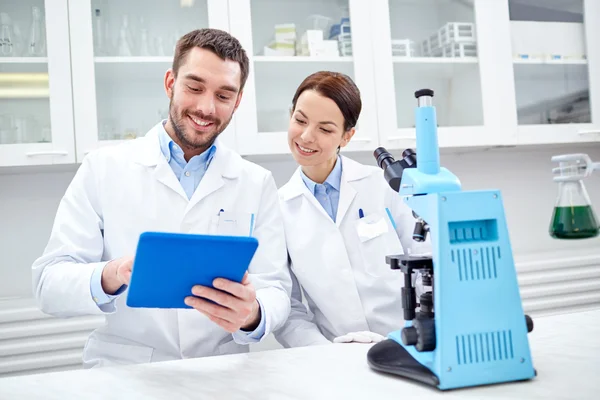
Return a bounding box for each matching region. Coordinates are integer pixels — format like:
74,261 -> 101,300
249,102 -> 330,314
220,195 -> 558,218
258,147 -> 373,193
0,309 -> 598,400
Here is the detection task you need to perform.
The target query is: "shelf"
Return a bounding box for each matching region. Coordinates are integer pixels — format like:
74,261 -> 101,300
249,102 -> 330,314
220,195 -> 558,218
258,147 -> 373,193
514,62 -> 588,80
513,58 -> 588,65
94,57 -> 173,63
392,57 -> 478,64
0,58 -> 48,64
253,56 -> 353,63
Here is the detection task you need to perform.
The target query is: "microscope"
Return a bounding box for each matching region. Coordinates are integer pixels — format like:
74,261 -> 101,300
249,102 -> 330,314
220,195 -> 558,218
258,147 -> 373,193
367,89 -> 536,390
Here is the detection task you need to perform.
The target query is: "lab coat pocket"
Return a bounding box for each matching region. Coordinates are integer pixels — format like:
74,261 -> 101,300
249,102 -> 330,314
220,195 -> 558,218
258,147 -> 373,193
211,211 -> 255,237
356,211 -> 404,277
84,337 -> 154,367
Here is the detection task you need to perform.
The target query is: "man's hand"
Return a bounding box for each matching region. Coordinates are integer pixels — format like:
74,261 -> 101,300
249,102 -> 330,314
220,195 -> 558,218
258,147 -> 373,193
185,272 -> 261,333
101,256 -> 133,295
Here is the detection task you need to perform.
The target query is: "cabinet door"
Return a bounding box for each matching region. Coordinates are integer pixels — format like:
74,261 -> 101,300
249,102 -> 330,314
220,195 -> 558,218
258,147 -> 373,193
68,0 -> 233,162
510,0 -> 600,145
229,0 -> 379,156
0,0 -> 75,166
371,0 -> 517,151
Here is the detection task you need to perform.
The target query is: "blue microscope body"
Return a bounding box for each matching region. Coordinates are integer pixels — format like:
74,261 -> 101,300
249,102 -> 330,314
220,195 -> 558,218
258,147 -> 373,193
367,89 -> 536,390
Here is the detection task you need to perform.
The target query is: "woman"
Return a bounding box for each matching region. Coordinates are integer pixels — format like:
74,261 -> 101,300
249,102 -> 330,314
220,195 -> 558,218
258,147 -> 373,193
274,71 -> 430,347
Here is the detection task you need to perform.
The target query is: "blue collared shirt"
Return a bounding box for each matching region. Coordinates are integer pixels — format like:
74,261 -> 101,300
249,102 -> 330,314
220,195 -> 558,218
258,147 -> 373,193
157,122 -> 216,200
90,122 -> 266,341
300,156 -> 342,222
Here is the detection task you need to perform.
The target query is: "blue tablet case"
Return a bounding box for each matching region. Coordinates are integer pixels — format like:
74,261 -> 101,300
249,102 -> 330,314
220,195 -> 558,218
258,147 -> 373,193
126,232 -> 259,309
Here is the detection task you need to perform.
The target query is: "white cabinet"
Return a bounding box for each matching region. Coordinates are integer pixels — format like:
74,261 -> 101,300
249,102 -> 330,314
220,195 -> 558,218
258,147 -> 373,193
228,0 -> 380,155
67,0 -> 233,161
0,0 -> 599,167
509,0 -> 600,145
0,0 -> 75,167
370,0 -> 518,151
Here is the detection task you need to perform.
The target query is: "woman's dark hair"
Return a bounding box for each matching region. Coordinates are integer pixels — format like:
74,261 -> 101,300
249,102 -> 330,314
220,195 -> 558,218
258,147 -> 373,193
173,29 -> 249,91
291,71 -> 362,131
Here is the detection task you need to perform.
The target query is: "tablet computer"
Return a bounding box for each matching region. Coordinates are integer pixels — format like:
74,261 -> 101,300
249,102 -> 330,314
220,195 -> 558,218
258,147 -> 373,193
126,232 -> 259,309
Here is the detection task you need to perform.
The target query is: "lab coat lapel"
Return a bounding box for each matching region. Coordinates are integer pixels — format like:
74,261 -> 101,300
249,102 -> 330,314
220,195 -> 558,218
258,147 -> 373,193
186,141 -> 238,211
335,156 -> 370,227
132,123 -> 188,201
285,168 -> 336,223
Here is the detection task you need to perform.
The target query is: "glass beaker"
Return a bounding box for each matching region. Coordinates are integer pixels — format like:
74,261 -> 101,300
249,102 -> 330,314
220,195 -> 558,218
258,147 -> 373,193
549,159 -> 599,239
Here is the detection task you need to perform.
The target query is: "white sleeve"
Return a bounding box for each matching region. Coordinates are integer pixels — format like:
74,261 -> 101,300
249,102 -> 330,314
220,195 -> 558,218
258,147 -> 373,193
245,171 -> 293,340
274,263 -> 331,348
32,152 -> 111,317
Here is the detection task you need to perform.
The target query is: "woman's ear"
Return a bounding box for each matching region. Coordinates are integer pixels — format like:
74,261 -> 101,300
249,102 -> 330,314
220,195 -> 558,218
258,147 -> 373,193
340,127 -> 356,148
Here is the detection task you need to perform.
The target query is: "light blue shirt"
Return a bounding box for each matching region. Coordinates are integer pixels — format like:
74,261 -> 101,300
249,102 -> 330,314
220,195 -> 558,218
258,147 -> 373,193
90,122 -> 266,341
300,156 -> 342,222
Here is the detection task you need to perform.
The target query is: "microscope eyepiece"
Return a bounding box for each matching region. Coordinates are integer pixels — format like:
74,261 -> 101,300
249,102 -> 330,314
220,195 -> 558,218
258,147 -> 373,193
373,147 -> 418,193
415,89 -> 434,98
374,147 -> 396,170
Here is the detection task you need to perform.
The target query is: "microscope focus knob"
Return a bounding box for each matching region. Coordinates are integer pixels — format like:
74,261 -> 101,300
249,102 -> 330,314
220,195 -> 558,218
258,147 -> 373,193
525,315 -> 534,333
401,319 -> 436,352
401,326 -> 418,346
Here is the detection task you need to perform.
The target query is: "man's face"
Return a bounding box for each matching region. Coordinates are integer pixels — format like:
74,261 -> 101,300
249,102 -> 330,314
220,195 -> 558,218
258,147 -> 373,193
164,47 -> 243,152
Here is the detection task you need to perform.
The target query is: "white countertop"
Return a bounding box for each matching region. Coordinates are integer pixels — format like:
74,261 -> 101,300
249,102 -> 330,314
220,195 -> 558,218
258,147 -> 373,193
0,309 -> 598,400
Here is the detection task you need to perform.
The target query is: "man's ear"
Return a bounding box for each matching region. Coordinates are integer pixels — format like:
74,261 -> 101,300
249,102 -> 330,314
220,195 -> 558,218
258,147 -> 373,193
233,90 -> 244,112
340,127 -> 356,148
164,69 -> 175,98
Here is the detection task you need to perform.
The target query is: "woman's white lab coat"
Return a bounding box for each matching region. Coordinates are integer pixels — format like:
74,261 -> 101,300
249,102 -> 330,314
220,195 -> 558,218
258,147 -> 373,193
274,156 -> 429,347
31,123 -> 291,367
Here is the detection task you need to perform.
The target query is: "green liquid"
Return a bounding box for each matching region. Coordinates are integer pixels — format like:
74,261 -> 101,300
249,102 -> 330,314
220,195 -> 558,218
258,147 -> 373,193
550,206 -> 599,239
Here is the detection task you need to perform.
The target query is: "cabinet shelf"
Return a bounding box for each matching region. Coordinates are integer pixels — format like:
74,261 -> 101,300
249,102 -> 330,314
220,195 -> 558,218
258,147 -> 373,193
513,58 -> 588,65
392,57 -> 478,64
0,58 -> 48,64
94,57 -> 173,63
253,56 -> 354,63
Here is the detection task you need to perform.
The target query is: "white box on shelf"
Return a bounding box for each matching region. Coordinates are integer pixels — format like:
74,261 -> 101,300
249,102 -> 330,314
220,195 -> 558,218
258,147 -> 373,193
299,30 -> 324,56
264,41 -> 295,56
391,39 -> 418,57
275,23 -> 296,44
511,21 -> 586,60
421,39 -> 431,57
439,22 -> 476,46
441,42 -> 477,58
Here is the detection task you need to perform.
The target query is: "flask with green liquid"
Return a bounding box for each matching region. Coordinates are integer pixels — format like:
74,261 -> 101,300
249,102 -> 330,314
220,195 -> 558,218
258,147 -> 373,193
549,154 -> 599,240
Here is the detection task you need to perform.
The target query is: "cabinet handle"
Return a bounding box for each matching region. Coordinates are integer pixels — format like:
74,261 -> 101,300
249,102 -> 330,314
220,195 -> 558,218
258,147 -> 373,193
578,130 -> 600,135
351,138 -> 372,143
26,151 -> 69,157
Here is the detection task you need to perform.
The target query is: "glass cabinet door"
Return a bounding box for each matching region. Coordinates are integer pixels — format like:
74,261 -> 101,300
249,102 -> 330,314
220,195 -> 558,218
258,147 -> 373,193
229,0 -> 379,155
509,0 -> 600,144
372,0 -> 487,151
0,0 -> 75,166
69,0 -> 230,162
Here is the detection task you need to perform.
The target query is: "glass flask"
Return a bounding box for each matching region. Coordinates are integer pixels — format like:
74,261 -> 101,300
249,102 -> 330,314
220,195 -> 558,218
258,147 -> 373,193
549,154 -> 599,239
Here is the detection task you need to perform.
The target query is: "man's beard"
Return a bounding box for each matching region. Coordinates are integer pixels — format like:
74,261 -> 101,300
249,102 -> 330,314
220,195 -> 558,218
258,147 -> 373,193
168,96 -> 233,153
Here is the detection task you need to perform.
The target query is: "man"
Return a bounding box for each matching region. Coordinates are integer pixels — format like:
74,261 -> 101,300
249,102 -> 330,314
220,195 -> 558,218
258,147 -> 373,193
32,29 -> 292,368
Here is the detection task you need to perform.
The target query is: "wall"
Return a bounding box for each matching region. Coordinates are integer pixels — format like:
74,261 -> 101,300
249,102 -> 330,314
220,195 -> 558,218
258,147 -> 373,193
2,143 -> 599,300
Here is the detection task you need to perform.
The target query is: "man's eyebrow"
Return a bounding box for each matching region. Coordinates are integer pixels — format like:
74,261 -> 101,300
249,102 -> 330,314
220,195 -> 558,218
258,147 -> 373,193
183,73 -> 239,93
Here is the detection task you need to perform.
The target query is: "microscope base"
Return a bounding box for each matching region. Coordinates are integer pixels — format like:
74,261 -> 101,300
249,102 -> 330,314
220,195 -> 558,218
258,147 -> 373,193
366,339 -> 439,387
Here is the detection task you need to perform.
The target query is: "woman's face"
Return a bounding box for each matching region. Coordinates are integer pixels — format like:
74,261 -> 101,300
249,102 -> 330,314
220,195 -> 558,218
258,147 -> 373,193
288,90 -> 353,167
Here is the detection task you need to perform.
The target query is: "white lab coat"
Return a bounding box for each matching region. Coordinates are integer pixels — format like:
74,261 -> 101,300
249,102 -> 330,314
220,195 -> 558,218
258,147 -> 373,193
32,123 -> 291,367
274,156 -> 430,348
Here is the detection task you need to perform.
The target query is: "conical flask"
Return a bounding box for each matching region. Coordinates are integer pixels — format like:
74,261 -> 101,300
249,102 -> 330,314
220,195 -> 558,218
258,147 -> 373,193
549,156 -> 599,239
